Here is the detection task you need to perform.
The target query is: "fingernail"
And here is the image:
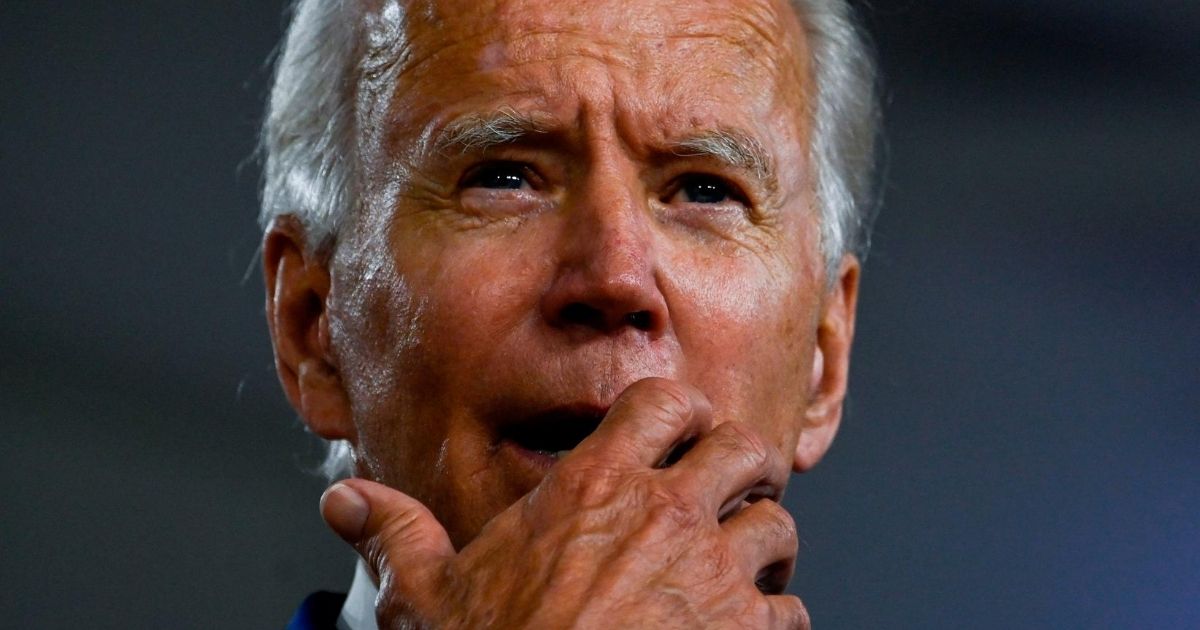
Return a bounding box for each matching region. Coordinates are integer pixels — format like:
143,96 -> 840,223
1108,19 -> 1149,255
320,483 -> 369,543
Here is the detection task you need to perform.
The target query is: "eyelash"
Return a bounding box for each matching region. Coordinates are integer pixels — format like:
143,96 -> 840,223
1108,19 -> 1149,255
461,161 -> 537,191
460,162 -> 752,211
665,173 -> 749,206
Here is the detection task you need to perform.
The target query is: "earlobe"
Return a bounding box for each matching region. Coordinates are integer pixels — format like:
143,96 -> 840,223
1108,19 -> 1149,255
297,357 -> 354,440
794,255 -> 860,472
263,218 -> 356,442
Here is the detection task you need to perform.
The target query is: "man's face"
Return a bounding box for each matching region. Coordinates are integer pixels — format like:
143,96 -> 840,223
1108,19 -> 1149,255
316,0 -> 846,548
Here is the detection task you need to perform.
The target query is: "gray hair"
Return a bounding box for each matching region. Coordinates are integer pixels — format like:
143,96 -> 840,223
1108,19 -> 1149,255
259,0 -> 880,480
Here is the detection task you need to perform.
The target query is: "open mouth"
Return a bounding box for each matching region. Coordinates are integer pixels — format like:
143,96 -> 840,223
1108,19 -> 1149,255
498,407 -> 606,460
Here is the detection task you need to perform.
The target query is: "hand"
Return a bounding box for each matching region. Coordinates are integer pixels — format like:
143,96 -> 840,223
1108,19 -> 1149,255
320,378 -> 809,629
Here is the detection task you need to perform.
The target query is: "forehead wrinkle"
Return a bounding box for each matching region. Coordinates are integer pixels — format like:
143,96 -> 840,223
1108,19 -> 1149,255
497,28 -> 642,78
360,0 -> 809,178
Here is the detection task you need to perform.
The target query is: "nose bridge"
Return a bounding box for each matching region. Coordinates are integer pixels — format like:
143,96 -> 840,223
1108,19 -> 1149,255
571,161 -> 653,282
542,153 -> 668,337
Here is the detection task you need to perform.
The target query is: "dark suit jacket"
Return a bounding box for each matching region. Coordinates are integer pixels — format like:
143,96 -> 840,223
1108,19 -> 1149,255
287,591 -> 347,630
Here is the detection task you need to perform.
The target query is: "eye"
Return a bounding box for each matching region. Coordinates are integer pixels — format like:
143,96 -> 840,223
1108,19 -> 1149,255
669,174 -> 742,205
462,162 -> 532,190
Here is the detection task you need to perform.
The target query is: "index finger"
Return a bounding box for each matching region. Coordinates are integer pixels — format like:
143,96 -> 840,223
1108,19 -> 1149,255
571,377 -> 713,468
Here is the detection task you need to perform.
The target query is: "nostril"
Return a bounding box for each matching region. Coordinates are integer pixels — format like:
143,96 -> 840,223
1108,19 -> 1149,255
625,310 -> 652,330
560,302 -> 605,329
556,303 -> 656,333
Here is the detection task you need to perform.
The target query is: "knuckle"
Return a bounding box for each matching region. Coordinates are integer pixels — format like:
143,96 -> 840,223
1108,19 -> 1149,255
643,483 -> 703,531
776,595 -> 810,630
794,597 -> 812,630
716,421 -> 773,470
544,459 -> 621,509
574,470 -> 620,508
758,501 -> 799,549
749,597 -> 775,628
626,378 -> 695,428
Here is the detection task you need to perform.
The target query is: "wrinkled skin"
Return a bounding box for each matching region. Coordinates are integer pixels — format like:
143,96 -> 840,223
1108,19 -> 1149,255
325,380 -> 807,628
264,0 -> 860,627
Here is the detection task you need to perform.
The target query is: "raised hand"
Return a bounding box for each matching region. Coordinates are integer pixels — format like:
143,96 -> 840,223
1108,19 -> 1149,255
320,378 -> 809,629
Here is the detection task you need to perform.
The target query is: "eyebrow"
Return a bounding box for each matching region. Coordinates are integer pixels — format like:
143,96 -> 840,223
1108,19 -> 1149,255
432,111 -> 779,194
432,108 -> 552,155
669,129 -> 779,194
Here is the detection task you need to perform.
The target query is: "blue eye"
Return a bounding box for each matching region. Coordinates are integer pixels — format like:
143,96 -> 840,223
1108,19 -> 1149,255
678,175 -> 734,204
464,163 -> 529,190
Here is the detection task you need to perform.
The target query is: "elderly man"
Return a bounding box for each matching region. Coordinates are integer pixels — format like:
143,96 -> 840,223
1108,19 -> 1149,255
261,0 -> 877,626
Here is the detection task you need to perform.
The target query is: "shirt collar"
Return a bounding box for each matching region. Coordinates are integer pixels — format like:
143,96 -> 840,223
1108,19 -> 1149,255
338,560 -> 380,630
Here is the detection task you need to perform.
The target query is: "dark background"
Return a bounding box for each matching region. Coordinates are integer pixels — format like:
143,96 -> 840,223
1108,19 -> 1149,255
2,1 -> 1196,628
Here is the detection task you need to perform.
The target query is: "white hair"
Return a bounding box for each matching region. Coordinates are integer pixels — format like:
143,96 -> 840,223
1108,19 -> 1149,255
259,0 -> 880,480
792,0 -> 882,276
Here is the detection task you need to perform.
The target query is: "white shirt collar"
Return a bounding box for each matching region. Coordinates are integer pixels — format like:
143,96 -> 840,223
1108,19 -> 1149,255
337,560 -> 380,630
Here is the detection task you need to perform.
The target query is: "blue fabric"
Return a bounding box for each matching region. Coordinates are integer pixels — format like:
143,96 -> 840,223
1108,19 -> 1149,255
286,591 -> 347,630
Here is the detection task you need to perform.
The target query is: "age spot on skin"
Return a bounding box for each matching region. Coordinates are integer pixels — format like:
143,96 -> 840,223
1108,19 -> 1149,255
478,41 -> 509,71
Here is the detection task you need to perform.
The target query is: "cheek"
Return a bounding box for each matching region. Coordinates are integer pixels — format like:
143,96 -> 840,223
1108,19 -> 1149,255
665,231 -> 821,445
678,259 -> 811,381
329,248 -> 425,415
326,237 -> 439,481
395,230 -> 549,387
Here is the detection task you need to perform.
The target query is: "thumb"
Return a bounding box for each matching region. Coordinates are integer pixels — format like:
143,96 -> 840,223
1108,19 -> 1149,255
321,479 -> 454,617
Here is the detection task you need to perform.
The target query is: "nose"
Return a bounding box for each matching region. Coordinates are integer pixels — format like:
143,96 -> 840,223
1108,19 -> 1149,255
540,172 -> 668,340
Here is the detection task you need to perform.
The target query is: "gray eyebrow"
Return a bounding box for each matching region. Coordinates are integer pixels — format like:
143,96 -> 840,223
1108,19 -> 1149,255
433,108 -> 552,154
670,130 -> 778,193
432,114 -> 778,194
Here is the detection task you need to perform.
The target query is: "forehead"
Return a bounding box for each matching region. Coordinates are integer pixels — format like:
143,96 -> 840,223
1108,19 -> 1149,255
357,0 -> 811,157
386,0 -> 803,53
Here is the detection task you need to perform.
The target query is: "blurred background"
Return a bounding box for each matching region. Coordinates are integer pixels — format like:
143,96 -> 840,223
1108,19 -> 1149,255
2,1 -> 1196,627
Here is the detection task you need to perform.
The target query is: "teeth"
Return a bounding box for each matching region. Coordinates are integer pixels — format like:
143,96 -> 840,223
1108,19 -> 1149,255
532,449 -> 572,459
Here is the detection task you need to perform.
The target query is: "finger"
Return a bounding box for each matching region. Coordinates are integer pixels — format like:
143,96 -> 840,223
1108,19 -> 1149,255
668,420 -> 789,516
320,479 -> 454,618
573,377 -> 712,468
766,594 -> 811,630
723,499 -> 799,595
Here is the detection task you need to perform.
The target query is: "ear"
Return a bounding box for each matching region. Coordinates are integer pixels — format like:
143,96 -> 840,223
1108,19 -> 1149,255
263,217 -> 355,441
794,254 -> 860,472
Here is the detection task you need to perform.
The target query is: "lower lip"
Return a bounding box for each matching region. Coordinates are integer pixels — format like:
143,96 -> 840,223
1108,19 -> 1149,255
497,439 -> 562,493
499,438 -> 559,470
